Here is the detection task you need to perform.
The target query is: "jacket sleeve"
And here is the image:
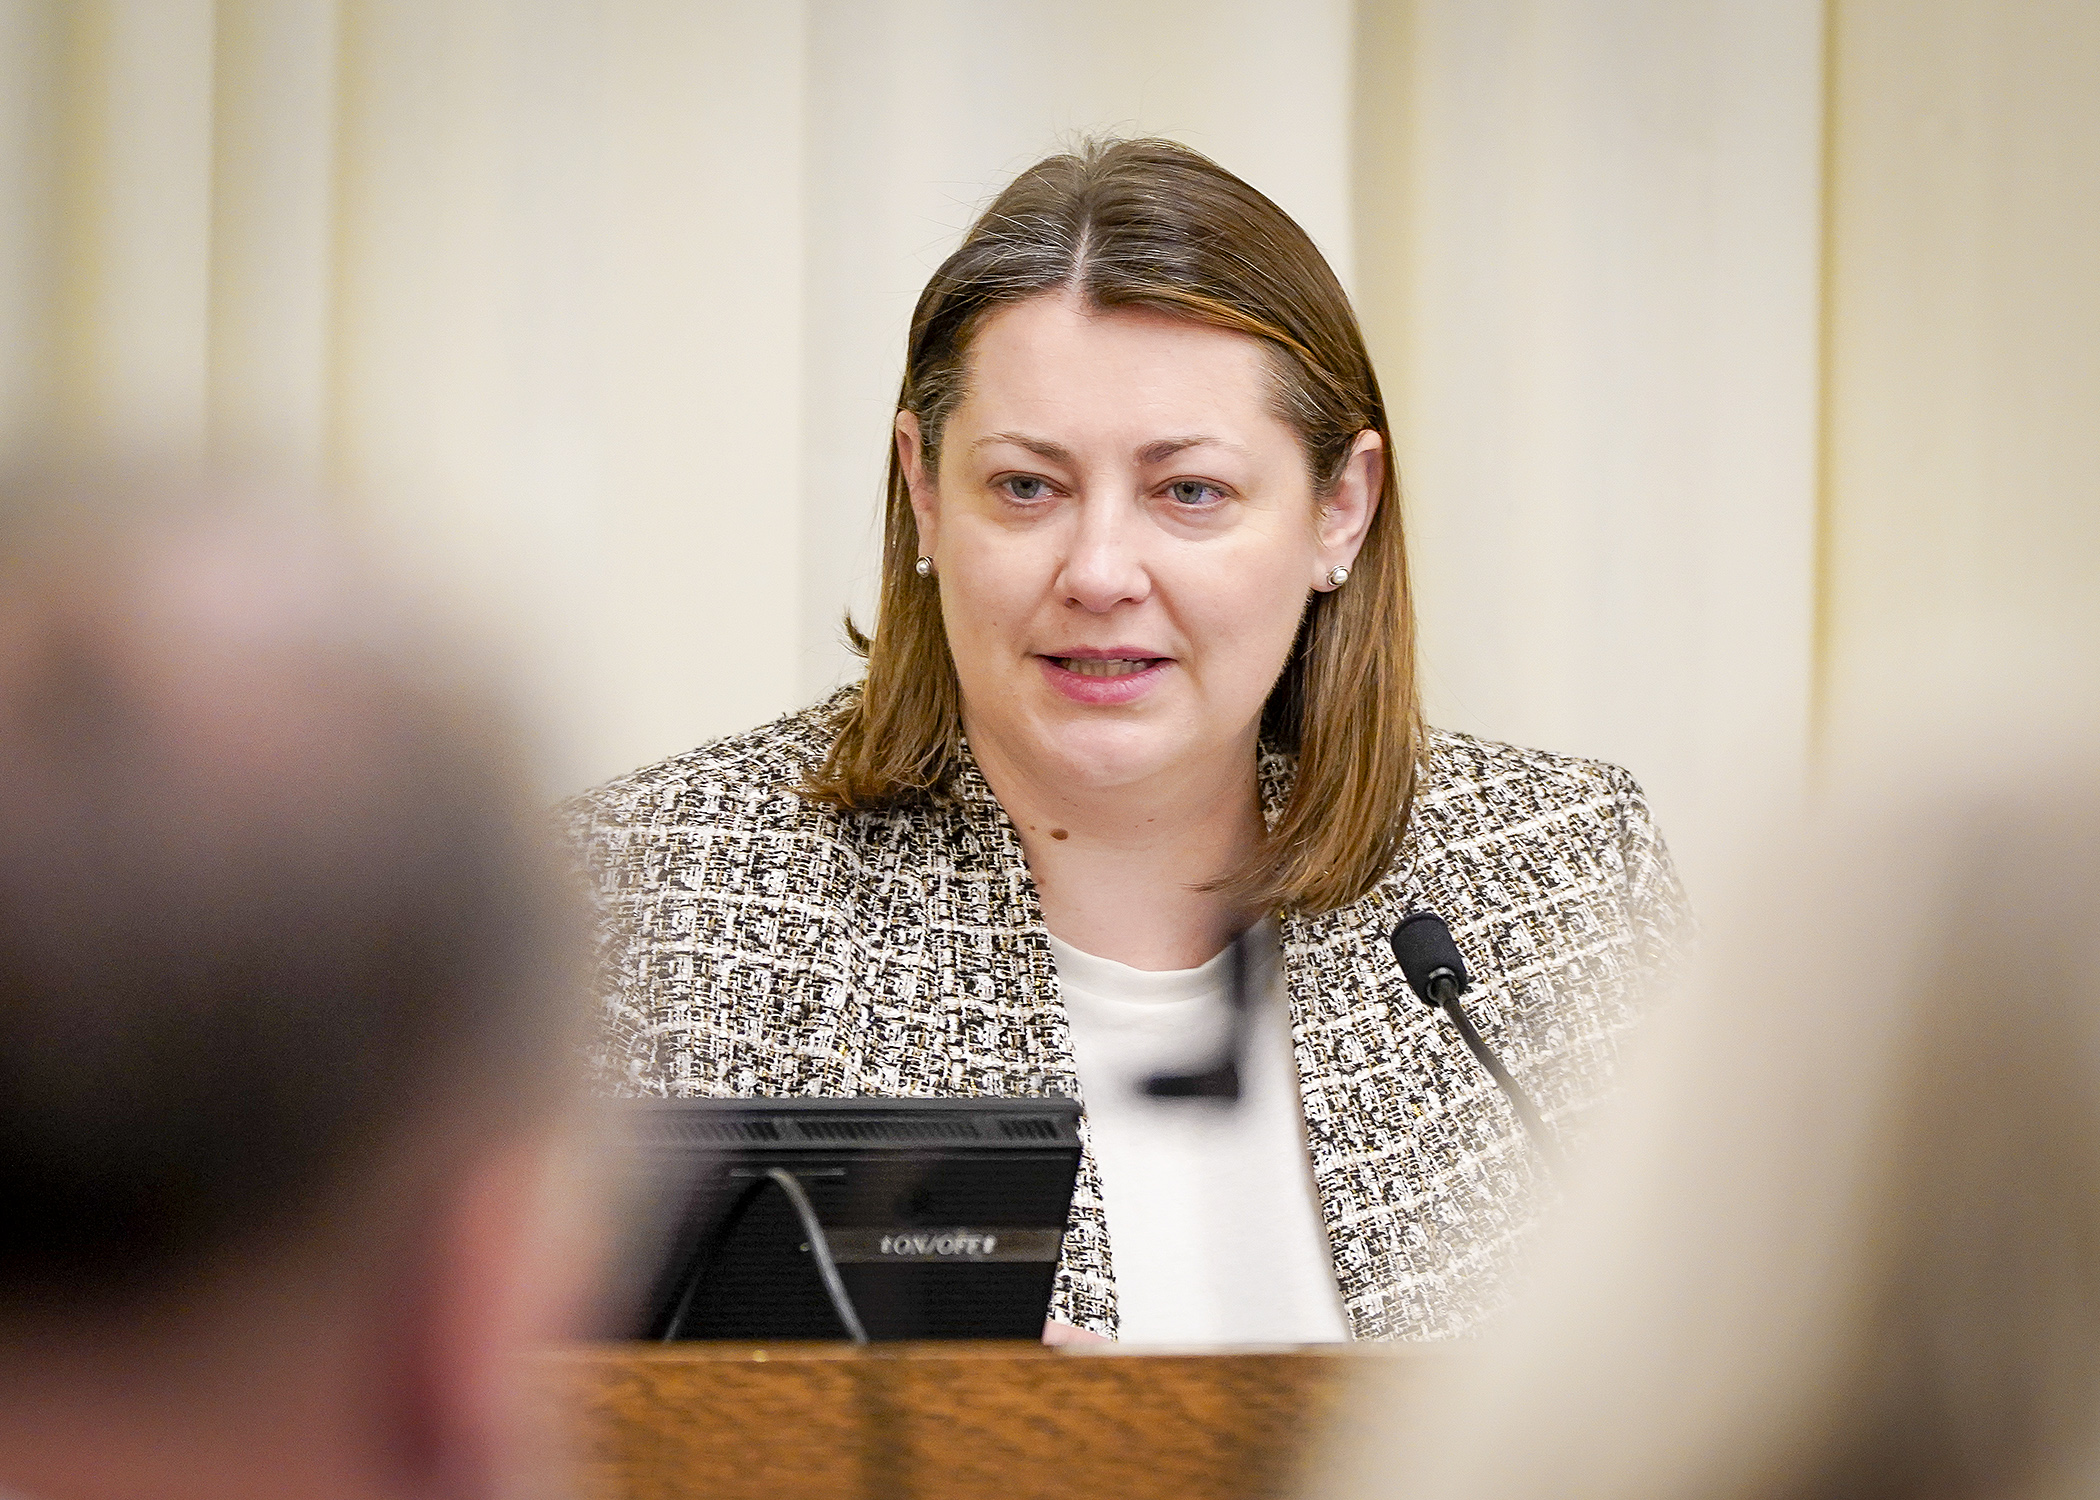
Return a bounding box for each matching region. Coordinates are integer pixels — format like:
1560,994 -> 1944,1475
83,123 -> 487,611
1607,766 -> 1696,991
560,790 -> 672,1098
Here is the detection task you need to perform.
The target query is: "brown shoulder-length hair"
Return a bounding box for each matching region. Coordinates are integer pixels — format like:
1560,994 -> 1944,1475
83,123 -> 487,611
804,137 -> 1421,915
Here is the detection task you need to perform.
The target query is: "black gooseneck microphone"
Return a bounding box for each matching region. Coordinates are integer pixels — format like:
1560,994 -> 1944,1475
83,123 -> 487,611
1389,912 -> 1562,1170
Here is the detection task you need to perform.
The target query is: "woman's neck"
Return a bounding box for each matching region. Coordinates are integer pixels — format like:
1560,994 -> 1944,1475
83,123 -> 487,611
968,728 -> 1266,971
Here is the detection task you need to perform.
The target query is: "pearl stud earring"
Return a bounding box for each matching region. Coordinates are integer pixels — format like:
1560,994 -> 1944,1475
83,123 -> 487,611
1326,565 -> 1350,587
915,556 -> 934,578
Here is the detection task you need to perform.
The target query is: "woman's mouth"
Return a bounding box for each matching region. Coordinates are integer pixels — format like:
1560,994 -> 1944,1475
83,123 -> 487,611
1051,656 -> 1161,677
1037,653 -> 1172,705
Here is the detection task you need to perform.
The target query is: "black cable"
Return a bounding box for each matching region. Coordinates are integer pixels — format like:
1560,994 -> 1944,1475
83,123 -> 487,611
657,1167 -> 871,1343
660,1237 -> 709,1341
1429,974 -> 1564,1173
764,1167 -> 870,1345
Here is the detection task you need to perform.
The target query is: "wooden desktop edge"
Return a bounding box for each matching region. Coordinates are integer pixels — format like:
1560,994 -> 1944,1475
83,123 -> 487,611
544,1337 -> 1424,1361
536,1341 -> 1439,1500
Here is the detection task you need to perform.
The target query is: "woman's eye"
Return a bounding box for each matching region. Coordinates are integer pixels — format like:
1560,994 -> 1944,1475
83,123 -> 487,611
1166,479 -> 1224,507
1001,476 -> 1051,502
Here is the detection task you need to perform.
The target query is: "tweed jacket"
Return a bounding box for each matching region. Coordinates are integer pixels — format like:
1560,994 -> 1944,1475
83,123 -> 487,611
567,688 -> 1690,1341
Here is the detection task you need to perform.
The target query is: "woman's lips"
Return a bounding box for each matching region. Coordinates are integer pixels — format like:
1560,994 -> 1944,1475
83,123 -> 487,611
1037,654 -> 1172,705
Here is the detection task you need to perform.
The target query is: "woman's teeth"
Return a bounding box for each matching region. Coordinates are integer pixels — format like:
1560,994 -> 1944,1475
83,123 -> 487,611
1056,657 -> 1156,677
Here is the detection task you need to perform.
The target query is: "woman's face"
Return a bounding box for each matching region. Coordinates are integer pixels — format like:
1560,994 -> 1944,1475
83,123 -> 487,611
898,293 -> 1380,798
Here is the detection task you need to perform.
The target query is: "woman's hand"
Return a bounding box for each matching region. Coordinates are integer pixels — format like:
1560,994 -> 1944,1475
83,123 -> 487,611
1043,1320 -> 1112,1347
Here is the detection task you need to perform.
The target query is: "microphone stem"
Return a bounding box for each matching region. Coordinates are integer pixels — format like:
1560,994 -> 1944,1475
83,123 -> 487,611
1431,978 -> 1564,1173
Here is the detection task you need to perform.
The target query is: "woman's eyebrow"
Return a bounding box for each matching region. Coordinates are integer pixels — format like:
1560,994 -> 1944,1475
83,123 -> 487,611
972,431 -> 1074,464
1135,435 -> 1230,465
970,432 -> 1249,465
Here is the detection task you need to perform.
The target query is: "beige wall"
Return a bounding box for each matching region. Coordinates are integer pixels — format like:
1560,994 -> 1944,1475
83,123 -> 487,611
1818,0 -> 2100,758
2,0 -> 2094,884
1353,1 -> 1826,898
0,0 -> 1352,794
1355,0 -> 2100,887
322,1 -> 811,791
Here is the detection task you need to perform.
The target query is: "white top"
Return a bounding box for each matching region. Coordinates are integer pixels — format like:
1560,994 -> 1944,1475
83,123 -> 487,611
1049,919 -> 1351,1345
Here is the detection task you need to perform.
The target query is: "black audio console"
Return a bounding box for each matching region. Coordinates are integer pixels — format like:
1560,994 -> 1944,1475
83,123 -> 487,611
610,1097 -> 1083,1343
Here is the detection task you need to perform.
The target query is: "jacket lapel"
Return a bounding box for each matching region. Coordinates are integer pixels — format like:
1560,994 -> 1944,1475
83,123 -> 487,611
929,744 -> 1120,1333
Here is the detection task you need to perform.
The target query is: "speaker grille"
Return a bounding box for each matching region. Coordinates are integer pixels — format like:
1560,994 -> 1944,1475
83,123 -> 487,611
794,1117 -> 983,1143
996,1117 -> 1062,1140
649,1116 -> 782,1144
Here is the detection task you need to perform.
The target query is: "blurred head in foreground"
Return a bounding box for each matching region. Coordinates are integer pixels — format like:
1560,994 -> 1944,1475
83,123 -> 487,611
1323,747 -> 2100,1500
0,477 -> 590,1500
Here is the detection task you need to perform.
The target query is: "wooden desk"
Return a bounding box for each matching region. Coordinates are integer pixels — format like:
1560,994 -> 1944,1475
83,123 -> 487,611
542,1341 -> 1421,1500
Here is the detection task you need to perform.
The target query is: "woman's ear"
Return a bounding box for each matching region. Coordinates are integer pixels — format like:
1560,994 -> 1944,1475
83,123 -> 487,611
896,411 -> 939,559
1314,429 -> 1383,590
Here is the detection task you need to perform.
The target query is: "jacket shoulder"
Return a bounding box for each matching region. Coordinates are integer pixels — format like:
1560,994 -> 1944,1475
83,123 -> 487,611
562,688 -> 857,846
1408,725 -> 1681,922
1410,725 -> 1690,965
1418,725 -> 1645,814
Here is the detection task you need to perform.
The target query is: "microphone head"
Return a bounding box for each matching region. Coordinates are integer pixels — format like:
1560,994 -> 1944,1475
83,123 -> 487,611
1389,911 -> 1471,1006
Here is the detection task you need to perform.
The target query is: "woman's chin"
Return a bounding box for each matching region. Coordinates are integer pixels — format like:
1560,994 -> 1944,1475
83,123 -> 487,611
967,688 -> 1234,793
1022,718 -> 1201,793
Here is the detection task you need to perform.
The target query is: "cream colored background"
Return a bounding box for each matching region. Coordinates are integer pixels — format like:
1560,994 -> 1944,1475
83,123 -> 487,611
2,0 -> 2094,901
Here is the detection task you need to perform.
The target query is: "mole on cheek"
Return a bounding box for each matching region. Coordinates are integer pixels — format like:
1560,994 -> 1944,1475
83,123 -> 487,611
1050,829 -> 1069,841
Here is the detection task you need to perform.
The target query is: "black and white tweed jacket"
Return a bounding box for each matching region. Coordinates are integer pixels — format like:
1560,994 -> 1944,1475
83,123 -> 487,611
567,689 -> 1689,1340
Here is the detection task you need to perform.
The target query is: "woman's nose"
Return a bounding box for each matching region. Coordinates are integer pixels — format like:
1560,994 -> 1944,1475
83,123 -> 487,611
1057,505 -> 1151,613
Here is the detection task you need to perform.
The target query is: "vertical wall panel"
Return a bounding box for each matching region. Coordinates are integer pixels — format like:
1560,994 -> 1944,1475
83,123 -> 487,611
583,0 -> 809,777
1818,0 -> 2100,759
0,3 -> 57,460
207,0 -> 339,478
52,0 -> 217,455
1355,1 -> 1826,895
326,0 -> 810,788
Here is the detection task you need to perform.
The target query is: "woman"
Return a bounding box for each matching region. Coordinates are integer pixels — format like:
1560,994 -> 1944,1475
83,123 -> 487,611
1321,753 -> 2100,1499
571,138 -> 1689,1343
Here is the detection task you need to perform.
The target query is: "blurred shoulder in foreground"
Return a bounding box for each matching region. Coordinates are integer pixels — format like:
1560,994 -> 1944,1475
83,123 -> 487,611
0,470 -> 595,1500
1318,716 -> 2100,1500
